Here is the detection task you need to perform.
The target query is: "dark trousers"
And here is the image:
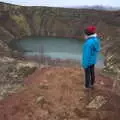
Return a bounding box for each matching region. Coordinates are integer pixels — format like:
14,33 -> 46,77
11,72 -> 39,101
84,64 -> 95,88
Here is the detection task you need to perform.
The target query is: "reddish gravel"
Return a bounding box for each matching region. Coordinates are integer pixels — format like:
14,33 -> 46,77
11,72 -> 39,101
0,67 -> 120,120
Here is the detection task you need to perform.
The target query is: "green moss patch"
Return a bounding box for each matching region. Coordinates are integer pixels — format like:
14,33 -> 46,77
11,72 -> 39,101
11,14 -> 31,36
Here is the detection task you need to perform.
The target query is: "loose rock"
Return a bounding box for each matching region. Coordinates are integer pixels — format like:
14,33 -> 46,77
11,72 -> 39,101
86,96 -> 107,109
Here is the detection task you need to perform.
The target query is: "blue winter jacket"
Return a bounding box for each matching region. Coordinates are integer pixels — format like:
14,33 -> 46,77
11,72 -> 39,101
82,37 -> 101,68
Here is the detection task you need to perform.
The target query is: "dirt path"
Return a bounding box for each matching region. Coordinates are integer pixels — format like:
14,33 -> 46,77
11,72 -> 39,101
0,67 -> 120,120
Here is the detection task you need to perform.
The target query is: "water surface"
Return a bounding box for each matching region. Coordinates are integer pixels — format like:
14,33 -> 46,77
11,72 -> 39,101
13,37 -> 104,68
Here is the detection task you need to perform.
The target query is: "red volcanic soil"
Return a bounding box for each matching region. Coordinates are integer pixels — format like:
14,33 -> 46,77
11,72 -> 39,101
0,67 -> 120,120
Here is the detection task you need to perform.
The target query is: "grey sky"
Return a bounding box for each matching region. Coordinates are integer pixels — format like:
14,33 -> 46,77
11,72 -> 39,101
1,0 -> 120,7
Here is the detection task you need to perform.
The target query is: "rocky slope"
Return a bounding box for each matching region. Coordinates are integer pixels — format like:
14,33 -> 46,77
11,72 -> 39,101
0,56 -> 38,100
0,2 -> 120,39
0,2 -> 120,76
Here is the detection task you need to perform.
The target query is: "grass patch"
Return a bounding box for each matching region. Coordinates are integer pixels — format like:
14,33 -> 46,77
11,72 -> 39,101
11,14 -> 31,36
35,14 -> 41,25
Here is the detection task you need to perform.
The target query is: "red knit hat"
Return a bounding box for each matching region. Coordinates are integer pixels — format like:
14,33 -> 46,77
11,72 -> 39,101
84,26 -> 96,36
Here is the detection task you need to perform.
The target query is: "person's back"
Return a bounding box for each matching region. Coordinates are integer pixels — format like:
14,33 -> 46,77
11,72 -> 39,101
82,36 -> 101,68
82,26 -> 101,88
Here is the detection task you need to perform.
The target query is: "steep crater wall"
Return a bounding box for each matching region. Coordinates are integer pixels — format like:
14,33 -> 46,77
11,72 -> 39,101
0,2 -> 120,76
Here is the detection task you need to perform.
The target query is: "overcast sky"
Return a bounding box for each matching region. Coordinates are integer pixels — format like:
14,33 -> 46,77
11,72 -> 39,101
1,0 -> 120,7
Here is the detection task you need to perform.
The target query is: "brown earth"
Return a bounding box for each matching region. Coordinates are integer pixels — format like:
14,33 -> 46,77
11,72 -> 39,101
0,67 -> 120,120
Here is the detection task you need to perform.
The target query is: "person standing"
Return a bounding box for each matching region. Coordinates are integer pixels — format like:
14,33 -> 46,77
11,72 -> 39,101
82,26 -> 101,88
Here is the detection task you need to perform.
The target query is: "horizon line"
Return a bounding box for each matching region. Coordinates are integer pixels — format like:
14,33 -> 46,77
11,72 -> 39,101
0,1 -> 120,8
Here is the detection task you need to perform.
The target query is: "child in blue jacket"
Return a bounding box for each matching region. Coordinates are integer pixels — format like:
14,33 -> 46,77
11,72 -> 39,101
82,26 -> 101,88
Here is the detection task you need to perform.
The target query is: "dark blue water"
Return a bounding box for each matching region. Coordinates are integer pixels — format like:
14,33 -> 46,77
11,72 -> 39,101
15,37 -> 104,68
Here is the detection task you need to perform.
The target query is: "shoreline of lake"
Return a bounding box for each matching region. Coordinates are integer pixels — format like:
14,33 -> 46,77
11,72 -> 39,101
9,37 -> 104,69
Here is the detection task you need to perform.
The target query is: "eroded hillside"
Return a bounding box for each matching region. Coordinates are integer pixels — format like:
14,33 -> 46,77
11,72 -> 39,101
0,2 -> 120,75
